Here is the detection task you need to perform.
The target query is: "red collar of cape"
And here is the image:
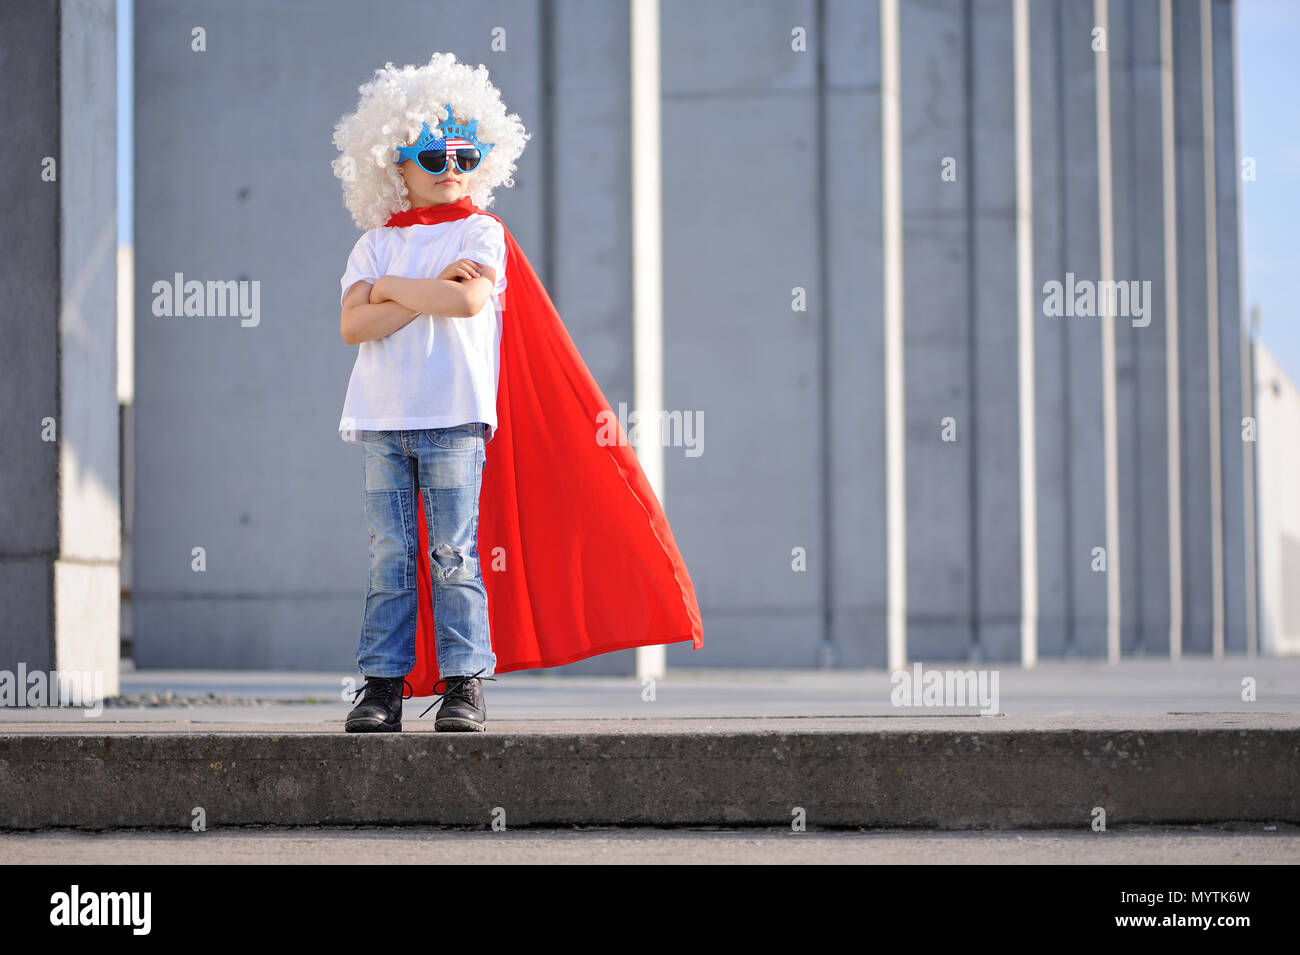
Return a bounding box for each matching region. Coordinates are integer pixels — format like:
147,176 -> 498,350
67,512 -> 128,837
382,196 -> 703,695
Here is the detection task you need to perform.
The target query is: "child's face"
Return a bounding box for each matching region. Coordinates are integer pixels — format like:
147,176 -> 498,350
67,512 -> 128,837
399,154 -> 472,208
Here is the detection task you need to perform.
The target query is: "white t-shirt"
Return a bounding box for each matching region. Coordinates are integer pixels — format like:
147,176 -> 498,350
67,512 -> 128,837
337,213 -> 508,443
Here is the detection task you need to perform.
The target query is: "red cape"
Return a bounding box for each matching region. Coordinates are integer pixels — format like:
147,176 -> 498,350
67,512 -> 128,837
383,196 -> 703,696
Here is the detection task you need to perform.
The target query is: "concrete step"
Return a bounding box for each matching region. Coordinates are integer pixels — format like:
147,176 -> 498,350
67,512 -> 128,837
1,714 -> 1296,829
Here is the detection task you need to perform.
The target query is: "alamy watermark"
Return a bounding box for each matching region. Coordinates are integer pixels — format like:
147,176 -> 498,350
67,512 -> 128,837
890,662 -> 1000,715
1042,272 -> 1151,328
151,272 -> 260,327
595,403 -> 703,457
0,665 -> 104,716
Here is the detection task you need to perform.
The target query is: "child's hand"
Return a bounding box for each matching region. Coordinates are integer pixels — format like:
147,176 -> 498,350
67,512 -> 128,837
368,278 -> 389,305
439,258 -> 482,283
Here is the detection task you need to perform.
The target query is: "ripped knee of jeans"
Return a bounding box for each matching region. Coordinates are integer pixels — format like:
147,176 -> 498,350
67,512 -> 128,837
431,542 -> 477,581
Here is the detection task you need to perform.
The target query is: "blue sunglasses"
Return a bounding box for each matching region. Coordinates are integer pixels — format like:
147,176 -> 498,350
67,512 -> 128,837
410,141 -> 483,175
396,110 -> 495,176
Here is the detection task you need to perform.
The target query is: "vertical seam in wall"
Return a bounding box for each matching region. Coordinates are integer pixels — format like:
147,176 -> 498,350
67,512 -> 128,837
881,0 -> 906,671
815,0 -> 832,661
1244,312 -> 1258,654
1233,0 -> 1258,656
1201,0 -> 1224,657
1055,0 -> 1074,651
1161,0 -> 1182,658
52,0 -> 64,667
542,0 -> 555,291
1126,0 -> 1144,651
1013,0 -> 1037,666
964,0 -> 979,656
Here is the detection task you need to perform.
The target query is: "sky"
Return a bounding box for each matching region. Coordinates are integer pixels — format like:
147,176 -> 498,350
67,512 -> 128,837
115,0 -> 1296,384
1239,0 -> 1300,387
117,0 -> 132,246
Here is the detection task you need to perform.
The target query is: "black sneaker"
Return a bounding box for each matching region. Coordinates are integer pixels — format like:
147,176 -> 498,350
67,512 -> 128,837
418,668 -> 497,732
345,675 -> 412,732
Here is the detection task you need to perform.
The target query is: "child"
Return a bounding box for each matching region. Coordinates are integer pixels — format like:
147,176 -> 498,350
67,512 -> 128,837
331,53 -> 704,736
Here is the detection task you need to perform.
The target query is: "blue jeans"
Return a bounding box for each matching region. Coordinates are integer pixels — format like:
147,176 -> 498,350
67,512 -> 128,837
355,425 -> 496,680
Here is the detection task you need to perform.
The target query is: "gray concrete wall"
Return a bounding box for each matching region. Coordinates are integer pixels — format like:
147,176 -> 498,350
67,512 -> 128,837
659,0 -> 827,667
1111,0 -> 1175,657
0,0 -> 119,696
900,0 -> 973,660
1029,0 -> 1069,658
1060,0 -> 1109,657
517,0 -> 626,673
1173,0 -> 1215,654
124,0 -> 1255,673
0,0 -> 61,675
969,0 -> 1021,661
129,0 -> 547,670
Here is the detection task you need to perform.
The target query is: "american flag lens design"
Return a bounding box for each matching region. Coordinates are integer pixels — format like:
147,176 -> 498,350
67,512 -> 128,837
396,107 -> 495,171
416,138 -> 482,175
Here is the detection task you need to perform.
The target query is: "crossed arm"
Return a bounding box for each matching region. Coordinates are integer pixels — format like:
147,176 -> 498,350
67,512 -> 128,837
339,259 -> 497,345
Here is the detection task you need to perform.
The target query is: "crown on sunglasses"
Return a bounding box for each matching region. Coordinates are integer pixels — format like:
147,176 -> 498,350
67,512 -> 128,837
395,102 -> 495,172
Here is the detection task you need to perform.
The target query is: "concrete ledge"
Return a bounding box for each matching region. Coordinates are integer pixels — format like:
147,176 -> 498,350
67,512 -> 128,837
1,715 -> 1296,829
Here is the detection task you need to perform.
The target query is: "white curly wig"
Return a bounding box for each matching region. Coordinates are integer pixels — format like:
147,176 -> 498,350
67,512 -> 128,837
331,52 -> 530,231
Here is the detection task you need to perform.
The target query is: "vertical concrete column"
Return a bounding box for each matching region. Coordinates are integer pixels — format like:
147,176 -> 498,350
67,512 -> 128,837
57,0 -> 120,694
1226,0 -> 1258,658
898,0 -> 971,661
1161,0 -> 1186,656
881,0 -> 907,671
0,1 -> 60,683
1107,0 -> 1136,654
1095,0 -> 1122,664
630,0 -> 665,680
878,0 -> 909,670
1198,0 -> 1226,657
1013,0 -> 1038,665
0,0 -> 119,698
826,0 -> 888,669
1029,0 -> 1069,657
1172,0 -> 1216,654
1108,0 -> 1176,656
1209,0 -> 1248,654
969,0 -> 1023,661
1061,0 -> 1111,656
